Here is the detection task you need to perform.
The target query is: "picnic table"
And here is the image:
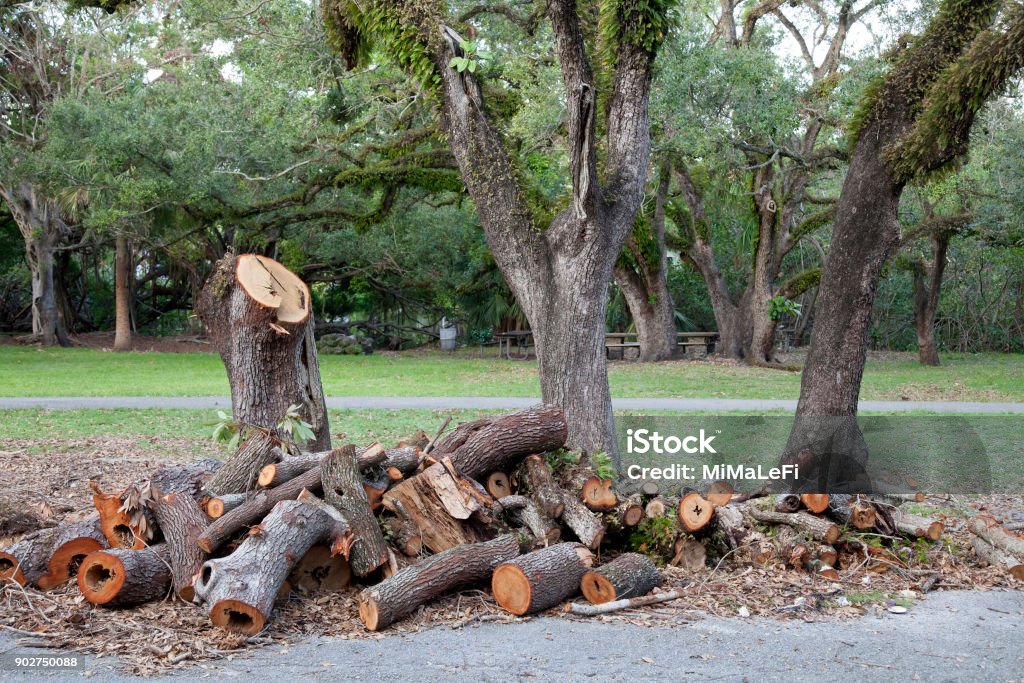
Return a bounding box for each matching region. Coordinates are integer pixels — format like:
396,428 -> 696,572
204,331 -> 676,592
495,331 -> 534,360
604,331 -> 718,359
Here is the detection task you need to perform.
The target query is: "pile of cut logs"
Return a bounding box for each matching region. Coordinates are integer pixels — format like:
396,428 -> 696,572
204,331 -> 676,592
4,404 -> 1016,635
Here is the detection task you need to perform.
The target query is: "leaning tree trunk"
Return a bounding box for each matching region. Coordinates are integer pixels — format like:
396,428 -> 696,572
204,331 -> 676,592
113,231 -> 133,352
912,232 -> 949,367
196,253 -> 330,450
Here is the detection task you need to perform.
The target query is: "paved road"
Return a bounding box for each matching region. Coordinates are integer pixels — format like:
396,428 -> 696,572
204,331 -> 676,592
1,590 -> 1021,681
2,395 -> 1024,413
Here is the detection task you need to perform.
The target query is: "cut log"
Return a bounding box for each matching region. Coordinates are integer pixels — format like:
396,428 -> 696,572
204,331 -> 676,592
893,509 -> 944,542
193,499 -> 335,634
678,493 -> 715,532
828,493 -> 876,530
36,518 -> 108,590
196,252 -> 330,451
322,445 -> 388,576
581,553 -> 660,604
91,484 -> 149,549
289,545 -> 351,594
615,498 -> 645,528
670,538 -> 706,570
379,446 -> 421,476
197,464 -> 324,553
359,534 -> 521,631
78,544 -> 172,607
705,481 -> 734,507
495,495 -> 560,546
485,471 -> 513,499
437,405 -> 568,480
204,430 -> 280,496
382,465 -> 485,553
746,506 -> 840,544
967,517 -> 1024,578
710,504 -> 748,550
1,523 -> 74,586
430,417 -> 495,455
151,490 -> 209,601
205,493 -> 247,519
816,545 -> 839,568
492,543 -> 594,615
640,482 -> 660,497
644,498 -> 667,519
800,493 -> 830,514
382,501 -> 423,557
150,458 -> 224,498
521,455 -> 565,518
259,443 -> 387,488
971,536 -> 1024,580
559,491 -> 605,549
774,494 -> 801,513
564,458 -> 619,511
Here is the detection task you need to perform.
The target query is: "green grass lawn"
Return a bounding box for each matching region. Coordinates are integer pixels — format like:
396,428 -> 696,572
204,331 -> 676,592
0,346 -> 1022,401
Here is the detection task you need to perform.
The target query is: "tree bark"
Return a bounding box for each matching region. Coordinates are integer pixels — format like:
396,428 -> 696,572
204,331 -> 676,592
203,430 -> 280,496
911,231 -> 950,366
580,552 -> 660,604
745,505 -> 840,544
77,544 -> 172,607
196,253 -> 330,450
113,231 -> 133,352
492,542 -> 594,615
36,517 -> 108,590
151,491 -> 209,601
321,445 -> 388,576
359,535 -> 521,631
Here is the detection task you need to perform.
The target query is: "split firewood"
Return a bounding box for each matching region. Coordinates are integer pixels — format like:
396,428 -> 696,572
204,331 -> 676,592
774,494 -> 801,513
432,405 -> 568,480
197,464 -> 324,553
568,587 -> 687,616
581,553 -> 660,604
151,490 -> 209,601
485,471 -> 513,499
799,493 -> 830,514
78,544 -> 172,607
828,493 -> 876,530
288,545 -> 351,594
521,455 -> 565,519
705,481 -> 734,507
492,543 -> 594,615
670,538 -> 706,570
382,464 -> 486,553
495,495 -> 560,546
204,430 -> 280,496
967,517 -> 1024,580
195,253 -> 331,450
745,505 -> 841,544
322,445 -> 388,576
205,493 -> 247,519
559,491 -> 605,549
193,499 -> 338,634
36,517 -> 108,590
892,509 -> 944,541
359,534 -> 521,631
677,492 -> 715,533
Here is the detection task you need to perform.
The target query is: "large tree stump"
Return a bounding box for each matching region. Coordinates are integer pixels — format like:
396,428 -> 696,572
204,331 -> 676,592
492,543 -> 594,615
204,430 -> 280,496
360,535 -> 521,631
193,500 -> 336,634
322,445 -> 388,576
580,553 -> 660,604
151,490 -> 209,601
196,253 -> 330,450
37,518 -> 108,590
78,545 -> 172,607
433,405 -> 568,480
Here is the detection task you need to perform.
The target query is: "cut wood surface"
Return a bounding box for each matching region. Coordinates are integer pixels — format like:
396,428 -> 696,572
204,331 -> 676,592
205,493 -> 247,519
91,485 -> 148,550
433,405 -> 568,480
382,465 -> 484,553
289,545 -> 351,594
151,490 -> 209,601
800,493 -> 830,514
322,445 -> 388,576
36,517 -> 108,590
705,481 -> 734,507
828,493 -> 876,529
774,494 -> 801,513
615,498 -> 645,528
193,500 -> 334,634
1,523 -> 76,586
893,509 -> 944,541
581,553 -> 660,604
259,443 -> 386,488
78,544 -> 172,607
485,471 -> 513,499
678,493 -> 715,532
492,543 -> 594,616
196,253 -> 330,451
360,534 -> 521,631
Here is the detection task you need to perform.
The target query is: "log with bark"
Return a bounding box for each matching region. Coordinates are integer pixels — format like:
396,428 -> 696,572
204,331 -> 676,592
613,497 -> 645,528
745,504 -> 840,544
203,429 -> 280,496
892,509 -> 944,542
322,445 -> 388,576
1,518 -> 106,587
359,534 -> 521,631
381,500 -> 423,557
36,517 -> 108,590
193,499 -> 344,634
774,494 -> 801,513
563,456 -> 618,511
559,491 -> 605,549
492,543 -> 594,616
520,455 -> 565,519
828,493 -> 876,530
494,495 -> 560,546
196,252 -> 331,451
967,517 -> 1024,580
77,544 -> 172,607
151,490 -> 208,601
205,493 -> 247,519
580,553 -> 660,604
258,443 -> 386,488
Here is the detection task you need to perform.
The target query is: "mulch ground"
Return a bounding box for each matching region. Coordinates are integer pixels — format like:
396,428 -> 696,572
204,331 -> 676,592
1,440 -> 1021,676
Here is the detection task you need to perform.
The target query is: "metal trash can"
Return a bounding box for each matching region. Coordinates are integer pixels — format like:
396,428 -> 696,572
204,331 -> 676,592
439,320 -> 457,352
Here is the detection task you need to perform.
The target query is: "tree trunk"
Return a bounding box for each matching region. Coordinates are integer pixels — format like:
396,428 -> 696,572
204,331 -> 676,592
193,500 -> 339,633
78,544 -> 172,607
151,491 -> 209,601
912,232 -> 949,366
321,445 -> 388,576
492,542 -> 594,615
359,535 -> 521,631
113,232 -> 133,352
580,552 -> 660,604
196,253 -> 330,450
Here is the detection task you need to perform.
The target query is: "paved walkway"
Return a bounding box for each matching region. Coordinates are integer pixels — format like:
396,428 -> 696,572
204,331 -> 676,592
1,396 -> 1024,413
1,590 -> 1021,681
